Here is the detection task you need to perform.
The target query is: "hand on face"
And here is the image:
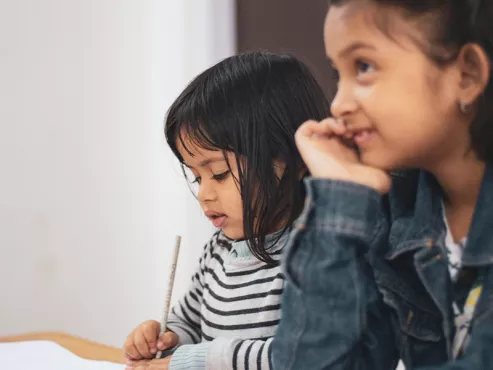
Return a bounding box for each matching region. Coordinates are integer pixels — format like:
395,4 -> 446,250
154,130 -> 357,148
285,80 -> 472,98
295,117 -> 391,193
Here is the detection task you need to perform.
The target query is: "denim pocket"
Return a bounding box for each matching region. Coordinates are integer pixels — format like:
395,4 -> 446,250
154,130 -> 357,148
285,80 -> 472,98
379,284 -> 447,368
381,288 -> 442,342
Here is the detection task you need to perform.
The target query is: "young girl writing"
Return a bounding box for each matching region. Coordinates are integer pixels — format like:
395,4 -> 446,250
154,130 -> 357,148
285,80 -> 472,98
123,51 -> 331,370
273,1 -> 493,369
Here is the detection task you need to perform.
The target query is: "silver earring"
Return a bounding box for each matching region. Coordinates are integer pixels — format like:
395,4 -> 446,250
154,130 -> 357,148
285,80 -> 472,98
459,102 -> 468,114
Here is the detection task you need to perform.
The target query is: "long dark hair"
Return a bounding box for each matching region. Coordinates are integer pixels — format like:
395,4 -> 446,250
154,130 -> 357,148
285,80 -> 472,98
165,51 -> 331,264
328,0 -> 493,162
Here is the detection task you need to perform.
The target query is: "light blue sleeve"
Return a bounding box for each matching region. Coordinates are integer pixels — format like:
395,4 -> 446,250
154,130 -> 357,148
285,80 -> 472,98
169,342 -> 211,370
169,337 -> 273,370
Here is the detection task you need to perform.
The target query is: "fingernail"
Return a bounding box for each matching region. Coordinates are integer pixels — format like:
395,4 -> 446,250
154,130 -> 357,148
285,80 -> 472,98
157,341 -> 164,350
150,348 -> 157,354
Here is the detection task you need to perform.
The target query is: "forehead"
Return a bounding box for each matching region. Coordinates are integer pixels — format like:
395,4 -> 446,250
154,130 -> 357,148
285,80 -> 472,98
324,3 -> 424,59
176,136 -> 220,163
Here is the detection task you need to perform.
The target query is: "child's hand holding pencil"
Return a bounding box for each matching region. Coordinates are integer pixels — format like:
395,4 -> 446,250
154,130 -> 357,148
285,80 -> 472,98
123,320 -> 178,361
123,235 -> 182,368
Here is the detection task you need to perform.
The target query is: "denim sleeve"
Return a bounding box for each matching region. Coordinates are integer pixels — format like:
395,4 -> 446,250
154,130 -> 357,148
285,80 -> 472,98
272,178 -> 399,370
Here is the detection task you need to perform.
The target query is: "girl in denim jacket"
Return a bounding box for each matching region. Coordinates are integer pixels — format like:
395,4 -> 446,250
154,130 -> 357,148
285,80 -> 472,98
273,1 -> 493,369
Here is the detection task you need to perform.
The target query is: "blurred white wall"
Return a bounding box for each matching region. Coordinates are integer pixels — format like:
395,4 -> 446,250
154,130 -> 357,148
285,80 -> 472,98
0,0 -> 235,346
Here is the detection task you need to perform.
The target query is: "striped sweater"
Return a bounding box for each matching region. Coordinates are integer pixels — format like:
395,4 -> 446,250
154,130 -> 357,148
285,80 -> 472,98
166,230 -> 287,370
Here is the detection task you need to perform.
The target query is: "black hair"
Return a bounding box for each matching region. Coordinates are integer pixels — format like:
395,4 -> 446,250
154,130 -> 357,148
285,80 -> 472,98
165,51 -> 331,264
328,0 -> 493,161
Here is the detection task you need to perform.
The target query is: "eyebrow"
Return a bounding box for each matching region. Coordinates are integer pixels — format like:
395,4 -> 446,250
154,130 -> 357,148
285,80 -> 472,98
327,41 -> 377,63
184,157 -> 226,169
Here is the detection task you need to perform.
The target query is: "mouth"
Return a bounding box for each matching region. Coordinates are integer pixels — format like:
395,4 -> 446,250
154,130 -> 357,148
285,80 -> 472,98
204,211 -> 227,228
351,128 -> 376,147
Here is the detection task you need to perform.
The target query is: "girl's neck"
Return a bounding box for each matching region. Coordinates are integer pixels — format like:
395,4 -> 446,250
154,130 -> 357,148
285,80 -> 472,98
428,151 -> 485,242
430,151 -> 485,210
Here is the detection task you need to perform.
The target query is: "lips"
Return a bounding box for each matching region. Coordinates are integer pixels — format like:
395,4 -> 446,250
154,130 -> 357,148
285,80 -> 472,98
204,210 -> 227,228
353,129 -> 376,146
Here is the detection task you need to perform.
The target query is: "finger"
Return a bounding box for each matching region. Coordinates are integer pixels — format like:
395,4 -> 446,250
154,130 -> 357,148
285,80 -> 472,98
320,117 -> 347,135
124,336 -> 143,361
147,357 -> 171,370
157,332 -> 179,351
135,329 -> 153,359
296,118 -> 345,140
126,359 -> 149,370
343,130 -> 354,139
142,322 -> 160,355
296,120 -> 330,138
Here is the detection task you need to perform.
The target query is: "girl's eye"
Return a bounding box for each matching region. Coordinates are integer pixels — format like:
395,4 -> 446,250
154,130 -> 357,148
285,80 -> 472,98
212,171 -> 230,182
356,60 -> 375,75
192,176 -> 201,184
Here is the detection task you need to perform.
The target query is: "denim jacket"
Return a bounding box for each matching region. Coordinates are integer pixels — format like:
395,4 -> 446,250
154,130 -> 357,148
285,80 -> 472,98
272,164 -> 493,369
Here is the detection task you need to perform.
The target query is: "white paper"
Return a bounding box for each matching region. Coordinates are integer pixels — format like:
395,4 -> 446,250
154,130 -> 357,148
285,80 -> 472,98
1,340 -> 125,370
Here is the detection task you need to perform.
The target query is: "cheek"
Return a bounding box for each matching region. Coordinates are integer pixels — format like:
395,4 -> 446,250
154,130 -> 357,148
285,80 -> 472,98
221,183 -> 243,220
353,83 -> 373,102
230,193 -> 243,220
359,76 -> 446,140
357,81 -> 455,169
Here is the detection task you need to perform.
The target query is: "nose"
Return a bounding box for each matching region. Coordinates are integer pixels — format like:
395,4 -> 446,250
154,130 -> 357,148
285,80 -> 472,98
330,81 -> 358,119
197,178 -> 217,204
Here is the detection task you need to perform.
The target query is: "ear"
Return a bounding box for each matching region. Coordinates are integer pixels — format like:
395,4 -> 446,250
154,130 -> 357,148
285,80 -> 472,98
456,43 -> 491,105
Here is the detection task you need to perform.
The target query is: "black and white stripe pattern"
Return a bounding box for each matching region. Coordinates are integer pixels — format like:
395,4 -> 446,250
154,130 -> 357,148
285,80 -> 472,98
167,231 -> 286,370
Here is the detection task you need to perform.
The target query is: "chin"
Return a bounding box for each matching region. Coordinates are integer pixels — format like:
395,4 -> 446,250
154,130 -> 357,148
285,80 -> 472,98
221,228 -> 244,241
360,151 -> 400,171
